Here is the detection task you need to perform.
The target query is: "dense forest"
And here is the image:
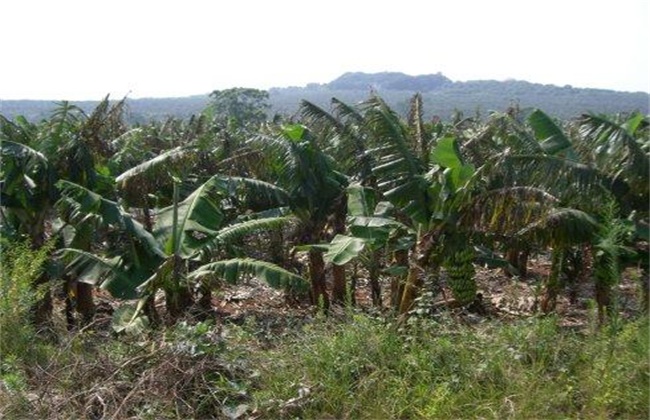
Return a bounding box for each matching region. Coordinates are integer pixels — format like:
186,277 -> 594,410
2,72 -> 649,123
0,87 -> 648,418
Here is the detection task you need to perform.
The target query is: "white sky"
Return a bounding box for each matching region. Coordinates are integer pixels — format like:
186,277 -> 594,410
1,0 -> 648,100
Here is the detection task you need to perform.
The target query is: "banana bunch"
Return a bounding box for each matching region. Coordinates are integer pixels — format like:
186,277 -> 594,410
443,248 -> 477,306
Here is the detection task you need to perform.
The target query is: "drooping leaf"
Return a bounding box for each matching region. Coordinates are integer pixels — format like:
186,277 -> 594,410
217,216 -> 297,245
62,249 -> 150,299
56,180 -> 120,225
299,99 -> 373,182
1,140 -> 54,207
0,140 -> 48,167
115,147 -> 195,186
115,147 -> 198,206
497,155 -> 607,210
516,207 -> 598,247
365,95 -> 428,227
578,113 -> 649,209
189,258 -> 308,291
220,176 -> 291,209
111,304 -> 150,334
365,94 -> 421,177
463,186 -> 554,227
199,216 -> 298,259
383,176 -> 431,226
56,180 -> 165,259
324,234 -> 367,266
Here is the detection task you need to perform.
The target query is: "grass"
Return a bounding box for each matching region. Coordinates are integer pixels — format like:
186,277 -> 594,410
0,309 -> 647,419
252,313 -> 649,419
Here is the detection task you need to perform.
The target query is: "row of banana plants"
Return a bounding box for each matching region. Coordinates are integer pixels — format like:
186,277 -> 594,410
300,96 -> 648,322
1,94 -> 647,328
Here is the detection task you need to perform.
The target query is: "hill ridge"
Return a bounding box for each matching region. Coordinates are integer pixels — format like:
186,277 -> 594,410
2,72 -> 648,122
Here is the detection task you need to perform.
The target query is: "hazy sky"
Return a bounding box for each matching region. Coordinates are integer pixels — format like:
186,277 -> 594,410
1,0 -> 649,100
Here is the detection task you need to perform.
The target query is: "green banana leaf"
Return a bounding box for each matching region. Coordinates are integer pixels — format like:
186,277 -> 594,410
56,180 -> 165,259
189,258 -> 308,291
323,234 -> 367,266
347,183 -> 377,217
349,216 -> 409,244
199,216 -> 298,260
431,135 -> 463,169
154,176 -> 226,259
528,109 -> 573,155
62,249 -> 151,299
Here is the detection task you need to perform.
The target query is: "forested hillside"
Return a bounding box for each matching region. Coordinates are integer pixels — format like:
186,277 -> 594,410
2,72 -> 648,122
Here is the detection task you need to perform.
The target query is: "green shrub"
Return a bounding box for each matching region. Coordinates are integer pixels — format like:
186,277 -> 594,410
0,240 -> 53,359
0,240 -> 55,418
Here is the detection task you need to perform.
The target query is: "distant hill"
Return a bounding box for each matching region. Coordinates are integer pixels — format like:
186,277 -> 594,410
1,72 -> 648,122
270,72 -> 649,120
327,71 -> 452,91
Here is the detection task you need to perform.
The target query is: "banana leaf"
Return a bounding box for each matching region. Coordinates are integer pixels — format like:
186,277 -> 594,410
153,176 -> 226,259
323,234 -> 367,266
189,258 -> 307,291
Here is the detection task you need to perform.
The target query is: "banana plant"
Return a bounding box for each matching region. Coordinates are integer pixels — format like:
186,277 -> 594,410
576,112 -> 649,313
304,94 -> 471,314
299,99 -> 383,306
59,174 -> 308,323
1,136 -> 58,325
304,99 -> 607,318
577,112 -> 648,207
245,123 -> 349,310
0,138 -> 55,246
150,174 -> 298,317
575,111 -> 649,246
57,180 -> 167,299
292,107 -> 645,319
299,98 -> 375,187
459,109 -> 612,312
1,98 -> 127,324
321,183 -> 414,307
359,94 -> 477,314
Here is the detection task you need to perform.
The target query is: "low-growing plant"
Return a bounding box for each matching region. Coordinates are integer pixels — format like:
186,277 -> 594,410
252,313 -> 649,419
0,240 -> 58,418
0,240 -> 54,357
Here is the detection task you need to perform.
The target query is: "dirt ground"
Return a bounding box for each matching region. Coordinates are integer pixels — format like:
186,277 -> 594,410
184,256 -> 645,331
82,254 -> 645,336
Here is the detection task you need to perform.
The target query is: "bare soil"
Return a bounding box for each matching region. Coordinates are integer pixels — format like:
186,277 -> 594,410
76,255 -> 645,336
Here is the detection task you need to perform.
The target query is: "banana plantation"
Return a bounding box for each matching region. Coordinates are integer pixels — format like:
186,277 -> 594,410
1,91 -> 648,418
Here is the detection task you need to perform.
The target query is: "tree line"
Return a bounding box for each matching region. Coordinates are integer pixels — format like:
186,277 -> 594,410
2,72 -> 649,123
